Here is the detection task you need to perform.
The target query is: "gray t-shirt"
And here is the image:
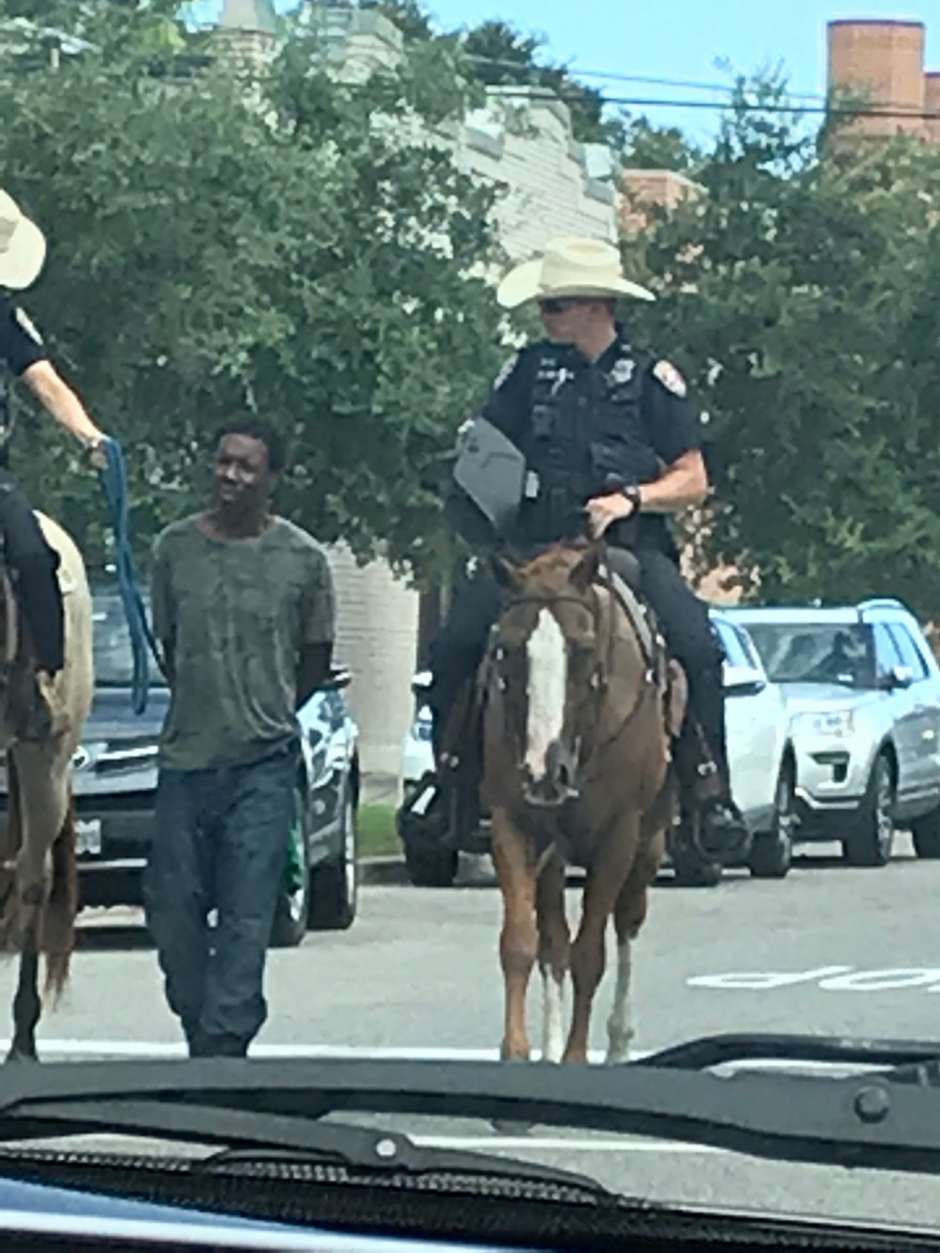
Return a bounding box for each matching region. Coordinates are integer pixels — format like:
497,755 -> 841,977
151,514 -> 336,771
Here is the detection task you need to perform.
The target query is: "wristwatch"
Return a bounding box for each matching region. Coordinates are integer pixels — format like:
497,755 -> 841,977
620,483 -> 643,512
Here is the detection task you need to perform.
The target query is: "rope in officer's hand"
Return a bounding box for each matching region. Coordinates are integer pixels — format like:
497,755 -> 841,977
95,437 -> 166,714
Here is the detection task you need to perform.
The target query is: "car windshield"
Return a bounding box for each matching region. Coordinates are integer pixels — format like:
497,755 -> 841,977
12,2 -> 940,1245
745,622 -> 876,688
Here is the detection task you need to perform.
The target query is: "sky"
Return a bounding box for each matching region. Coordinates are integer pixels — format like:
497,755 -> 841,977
190,2 -> 940,144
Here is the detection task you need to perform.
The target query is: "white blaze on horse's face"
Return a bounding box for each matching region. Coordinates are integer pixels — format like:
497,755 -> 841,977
524,608 -> 568,782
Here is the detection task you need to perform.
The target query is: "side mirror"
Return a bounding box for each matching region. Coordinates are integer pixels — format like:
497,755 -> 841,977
723,663 -> 766,695
879,665 -> 913,692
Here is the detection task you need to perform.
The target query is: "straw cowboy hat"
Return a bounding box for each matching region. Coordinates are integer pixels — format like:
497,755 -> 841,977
496,236 -> 655,310
0,189 -> 46,291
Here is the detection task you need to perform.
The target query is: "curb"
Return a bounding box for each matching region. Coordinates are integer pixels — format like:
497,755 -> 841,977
358,855 -> 410,886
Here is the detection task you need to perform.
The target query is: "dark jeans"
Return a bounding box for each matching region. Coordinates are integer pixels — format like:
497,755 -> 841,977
428,546 -> 729,789
0,470 -> 64,672
143,738 -> 300,1055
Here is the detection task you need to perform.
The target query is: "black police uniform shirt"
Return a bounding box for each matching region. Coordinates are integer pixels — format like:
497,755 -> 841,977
0,293 -> 47,455
478,325 -> 701,555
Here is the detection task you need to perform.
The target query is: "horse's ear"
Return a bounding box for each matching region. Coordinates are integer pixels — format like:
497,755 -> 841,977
570,541 -> 601,592
491,552 -> 521,590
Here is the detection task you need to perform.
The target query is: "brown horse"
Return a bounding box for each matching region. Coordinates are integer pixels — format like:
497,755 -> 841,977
480,539 -> 685,1066
0,513 -> 93,1062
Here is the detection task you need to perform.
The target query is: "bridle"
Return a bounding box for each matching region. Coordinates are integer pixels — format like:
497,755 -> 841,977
487,563 -> 660,794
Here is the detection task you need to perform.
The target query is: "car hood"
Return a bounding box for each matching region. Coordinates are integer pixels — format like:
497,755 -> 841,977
778,682 -> 881,715
82,686 -> 169,743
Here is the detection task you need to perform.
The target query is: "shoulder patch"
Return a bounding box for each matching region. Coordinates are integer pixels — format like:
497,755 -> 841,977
652,358 -> 687,398
492,352 -> 519,391
14,305 -> 43,346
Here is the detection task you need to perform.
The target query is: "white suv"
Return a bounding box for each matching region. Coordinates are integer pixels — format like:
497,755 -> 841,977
725,599 -> 940,867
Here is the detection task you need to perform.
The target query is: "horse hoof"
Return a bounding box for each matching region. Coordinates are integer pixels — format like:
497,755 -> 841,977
5,1048 -> 38,1064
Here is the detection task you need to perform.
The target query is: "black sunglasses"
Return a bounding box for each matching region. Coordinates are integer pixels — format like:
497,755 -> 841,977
537,297 -> 587,315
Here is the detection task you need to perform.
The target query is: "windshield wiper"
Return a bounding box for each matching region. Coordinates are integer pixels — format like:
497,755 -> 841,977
0,1078 -> 605,1195
4,1033 -> 940,1177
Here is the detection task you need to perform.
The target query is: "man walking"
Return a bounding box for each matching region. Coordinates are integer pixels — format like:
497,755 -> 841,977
144,418 -> 336,1058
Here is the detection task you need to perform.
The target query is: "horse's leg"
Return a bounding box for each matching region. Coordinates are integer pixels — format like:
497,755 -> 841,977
535,853 -> 569,1064
7,926 -> 40,1062
491,807 -> 537,1061
5,741 -> 74,1062
607,789 -> 671,1064
563,810 -> 640,1065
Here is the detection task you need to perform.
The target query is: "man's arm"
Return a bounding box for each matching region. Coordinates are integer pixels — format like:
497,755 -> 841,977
21,360 -> 105,448
635,448 -> 709,513
150,536 -> 176,686
587,356 -> 709,537
295,548 -> 337,711
0,299 -> 105,448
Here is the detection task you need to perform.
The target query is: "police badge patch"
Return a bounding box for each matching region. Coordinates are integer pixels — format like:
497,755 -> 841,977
653,359 -> 687,397
14,306 -> 43,345
609,357 -> 636,385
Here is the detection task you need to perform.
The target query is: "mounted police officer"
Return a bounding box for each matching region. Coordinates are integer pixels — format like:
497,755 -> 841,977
424,236 -> 748,859
0,188 -> 108,738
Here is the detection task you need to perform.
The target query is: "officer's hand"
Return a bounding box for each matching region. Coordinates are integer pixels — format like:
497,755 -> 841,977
585,492 -> 635,538
86,435 -> 110,472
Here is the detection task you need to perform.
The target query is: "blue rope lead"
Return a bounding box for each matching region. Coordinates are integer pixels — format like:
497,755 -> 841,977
96,437 -> 162,715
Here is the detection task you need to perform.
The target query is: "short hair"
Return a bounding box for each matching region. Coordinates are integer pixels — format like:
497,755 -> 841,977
212,419 -> 287,474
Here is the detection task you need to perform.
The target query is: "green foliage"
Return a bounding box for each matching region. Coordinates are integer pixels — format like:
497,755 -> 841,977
0,2 -> 505,579
622,71 -> 940,618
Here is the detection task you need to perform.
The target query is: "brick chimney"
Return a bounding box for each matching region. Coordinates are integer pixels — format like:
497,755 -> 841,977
827,19 -> 927,140
925,72 -> 940,144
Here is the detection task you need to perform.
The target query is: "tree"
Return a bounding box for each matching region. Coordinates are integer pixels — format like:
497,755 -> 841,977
0,3 -> 506,580
619,114 -> 703,175
620,71 -> 940,619
357,0 -> 434,43
453,19 -> 623,148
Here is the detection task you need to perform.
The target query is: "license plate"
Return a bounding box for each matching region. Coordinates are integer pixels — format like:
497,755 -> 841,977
76,819 -> 102,857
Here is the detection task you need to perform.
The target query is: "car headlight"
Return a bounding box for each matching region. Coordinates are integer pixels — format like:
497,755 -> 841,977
795,710 -> 855,738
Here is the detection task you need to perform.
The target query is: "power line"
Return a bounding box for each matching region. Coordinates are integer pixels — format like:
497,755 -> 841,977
490,87 -> 940,122
462,54 -> 829,104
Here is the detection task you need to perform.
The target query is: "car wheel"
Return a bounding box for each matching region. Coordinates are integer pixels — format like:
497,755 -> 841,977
911,807 -> 940,859
309,788 -> 359,930
670,826 -> 722,888
842,752 -> 895,868
749,763 -> 796,880
404,841 -> 459,888
271,784 -> 311,948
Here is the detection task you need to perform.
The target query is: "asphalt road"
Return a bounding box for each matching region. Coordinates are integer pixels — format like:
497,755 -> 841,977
2,834 -> 940,1235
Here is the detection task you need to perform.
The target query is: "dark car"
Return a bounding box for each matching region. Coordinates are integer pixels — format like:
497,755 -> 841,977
0,582 -> 361,944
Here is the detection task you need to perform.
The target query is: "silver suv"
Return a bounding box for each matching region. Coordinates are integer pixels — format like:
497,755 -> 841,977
725,599 -> 940,867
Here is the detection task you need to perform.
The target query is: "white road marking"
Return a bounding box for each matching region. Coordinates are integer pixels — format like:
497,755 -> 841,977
525,608 -> 567,780
0,1040 -> 892,1078
688,966 -> 940,993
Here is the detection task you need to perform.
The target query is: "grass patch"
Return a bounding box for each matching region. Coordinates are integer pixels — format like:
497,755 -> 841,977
357,803 -> 400,860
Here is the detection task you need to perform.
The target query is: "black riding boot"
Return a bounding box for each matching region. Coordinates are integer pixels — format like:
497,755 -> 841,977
686,656 -> 751,861
14,552 -> 65,675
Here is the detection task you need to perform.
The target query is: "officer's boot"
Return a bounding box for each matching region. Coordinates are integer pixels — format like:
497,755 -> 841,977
13,554 -> 67,741
396,680 -> 455,844
686,659 -> 751,863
